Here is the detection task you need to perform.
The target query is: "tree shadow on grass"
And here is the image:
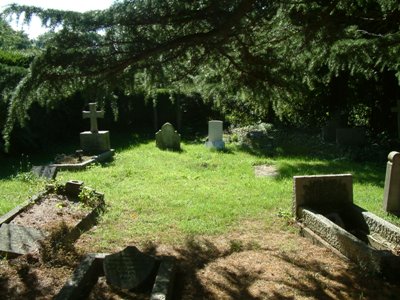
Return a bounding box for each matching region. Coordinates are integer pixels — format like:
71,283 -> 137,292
166,236 -> 400,300
274,159 -> 386,187
268,252 -> 400,300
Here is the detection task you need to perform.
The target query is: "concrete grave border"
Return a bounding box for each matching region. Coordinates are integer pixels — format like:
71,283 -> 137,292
50,149 -> 115,171
293,174 -> 400,280
0,182 -> 105,258
55,253 -> 176,300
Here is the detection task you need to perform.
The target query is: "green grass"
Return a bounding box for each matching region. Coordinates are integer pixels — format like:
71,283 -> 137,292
0,131 -> 398,250
0,175 -> 44,214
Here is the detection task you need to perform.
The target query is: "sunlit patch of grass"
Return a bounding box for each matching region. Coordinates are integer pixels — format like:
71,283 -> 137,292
1,131 -> 398,251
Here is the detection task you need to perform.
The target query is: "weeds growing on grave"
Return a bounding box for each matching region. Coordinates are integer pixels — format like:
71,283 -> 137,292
39,221 -> 81,267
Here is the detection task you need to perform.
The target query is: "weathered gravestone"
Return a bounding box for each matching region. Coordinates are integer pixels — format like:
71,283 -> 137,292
0,223 -> 46,255
294,174 -> 400,279
293,174 -> 353,218
80,103 -> 111,154
155,122 -> 181,151
103,246 -> 158,290
205,120 -> 225,150
383,151 -> 400,214
31,165 -> 58,180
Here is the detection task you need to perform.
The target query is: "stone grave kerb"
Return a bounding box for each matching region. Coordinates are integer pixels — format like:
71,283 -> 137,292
83,102 -> 104,133
383,151 -> 400,214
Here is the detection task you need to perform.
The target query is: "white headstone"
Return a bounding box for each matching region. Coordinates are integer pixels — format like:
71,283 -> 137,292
80,103 -> 110,154
205,120 -> 225,150
82,103 -> 104,133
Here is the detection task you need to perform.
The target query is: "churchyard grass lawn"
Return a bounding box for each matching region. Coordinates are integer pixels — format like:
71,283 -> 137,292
0,134 -> 396,245
51,135 -> 397,249
0,133 -> 396,245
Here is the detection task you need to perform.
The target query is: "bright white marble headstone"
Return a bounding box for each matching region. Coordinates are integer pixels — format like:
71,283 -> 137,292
205,120 -> 225,150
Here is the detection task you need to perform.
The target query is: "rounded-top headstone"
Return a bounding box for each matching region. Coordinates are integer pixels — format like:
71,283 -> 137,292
388,151 -> 400,163
103,246 -> 157,290
155,122 -> 181,151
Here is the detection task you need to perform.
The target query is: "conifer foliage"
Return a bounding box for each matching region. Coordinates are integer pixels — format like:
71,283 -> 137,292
1,0 -> 400,145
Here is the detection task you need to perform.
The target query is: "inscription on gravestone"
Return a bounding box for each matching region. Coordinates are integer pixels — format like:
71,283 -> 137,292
103,246 -> 157,290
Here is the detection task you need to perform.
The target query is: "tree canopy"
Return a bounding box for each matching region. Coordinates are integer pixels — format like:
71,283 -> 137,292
1,0 -> 400,145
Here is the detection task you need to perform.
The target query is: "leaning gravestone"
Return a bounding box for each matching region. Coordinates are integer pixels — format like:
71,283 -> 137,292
103,246 -> 158,290
31,165 -> 58,180
383,151 -> 400,214
205,120 -> 225,150
80,103 -> 111,154
155,122 -> 181,151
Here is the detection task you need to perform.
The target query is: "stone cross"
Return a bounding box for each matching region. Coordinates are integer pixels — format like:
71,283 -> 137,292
391,100 -> 400,139
82,103 -> 104,133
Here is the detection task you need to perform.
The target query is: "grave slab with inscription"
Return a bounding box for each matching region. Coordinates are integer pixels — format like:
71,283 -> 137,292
103,246 -> 158,290
56,249 -> 176,300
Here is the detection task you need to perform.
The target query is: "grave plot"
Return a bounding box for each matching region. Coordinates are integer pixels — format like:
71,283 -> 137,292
31,102 -> 116,177
55,246 -> 175,300
0,180 -> 105,257
293,174 -> 400,281
49,149 -> 115,171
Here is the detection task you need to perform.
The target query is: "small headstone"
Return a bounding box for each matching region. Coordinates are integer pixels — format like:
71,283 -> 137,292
0,223 -> 46,255
31,165 -> 58,180
293,174 -> 353,219
383,151 -> 400,214
155,123 -> 181,151
336,128 -> 366,146
103,246 -> 157,290
205,120 -> 225,150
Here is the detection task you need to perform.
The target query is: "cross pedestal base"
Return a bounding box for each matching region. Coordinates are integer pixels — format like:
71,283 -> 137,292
80,131 -> 111,154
